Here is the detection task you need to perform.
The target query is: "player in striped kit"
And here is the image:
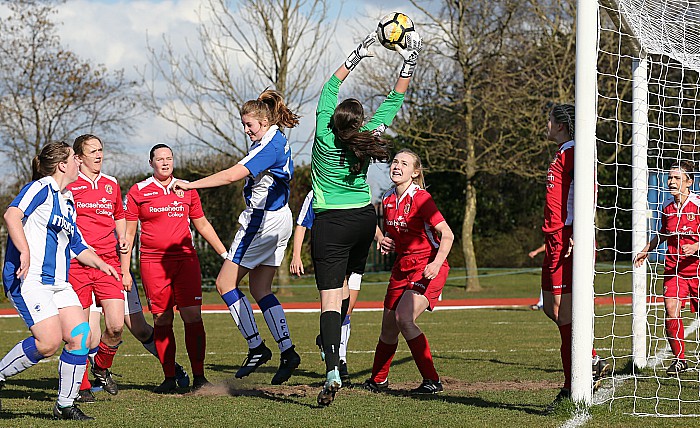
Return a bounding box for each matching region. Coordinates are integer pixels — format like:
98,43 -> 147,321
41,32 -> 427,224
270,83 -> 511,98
363,149 -> 453,395
634,161 -> 700,376
0,142 -> 120,420
124,144 -> 227,393
173,90 -> 302,385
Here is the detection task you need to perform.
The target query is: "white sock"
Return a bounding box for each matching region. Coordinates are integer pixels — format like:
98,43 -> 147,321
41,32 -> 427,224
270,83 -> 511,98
222,289 -> 262,349
57,349 -> 87,407
340,316 -> 351,362
0,337 -> 44,381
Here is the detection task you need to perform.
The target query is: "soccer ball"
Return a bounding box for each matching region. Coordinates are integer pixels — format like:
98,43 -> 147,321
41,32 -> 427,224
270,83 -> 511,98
376,12 -> 415,51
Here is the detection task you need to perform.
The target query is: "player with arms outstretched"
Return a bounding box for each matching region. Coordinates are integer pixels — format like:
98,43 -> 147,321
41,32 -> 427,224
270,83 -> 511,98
634,160 -> 700,376
173,90 -> 303,385
311,29 -> 422,406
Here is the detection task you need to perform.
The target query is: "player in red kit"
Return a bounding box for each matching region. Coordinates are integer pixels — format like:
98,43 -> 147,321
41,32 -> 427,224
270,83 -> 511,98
541,104 -> 609,413
67,134 -> 130,398
124,144 -> 227,393
635,161 -> 700,376
362,149 -> 453,395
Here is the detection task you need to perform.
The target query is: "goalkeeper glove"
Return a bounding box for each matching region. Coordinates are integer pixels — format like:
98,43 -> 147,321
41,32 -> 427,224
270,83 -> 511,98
345,32 -> 377,71
396,31 -> 423,78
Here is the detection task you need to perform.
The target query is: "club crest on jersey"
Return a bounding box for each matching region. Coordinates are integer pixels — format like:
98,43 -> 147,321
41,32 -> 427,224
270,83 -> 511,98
104,184 -> 113,194
404,203 -> 411,214
175,189 -> 185,198
689,213 -> 695,221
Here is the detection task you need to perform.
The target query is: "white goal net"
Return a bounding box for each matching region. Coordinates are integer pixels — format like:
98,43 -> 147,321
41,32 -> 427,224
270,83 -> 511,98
594,0 -> 700,417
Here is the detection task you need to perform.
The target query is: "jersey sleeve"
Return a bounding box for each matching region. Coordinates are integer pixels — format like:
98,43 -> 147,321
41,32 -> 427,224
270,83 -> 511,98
361,90 -> 405,133
189,190 -> 205,220
113,182 -> 125,221
315,75 -> 342,142
10,182 -> 49,217
125,186 -> 139,221
416,192 -> 445,228
239,140 -> 278,177
297,191 -> 315,228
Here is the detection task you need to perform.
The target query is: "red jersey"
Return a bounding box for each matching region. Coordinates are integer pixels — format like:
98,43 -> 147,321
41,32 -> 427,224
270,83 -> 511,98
661,193 -> 700,276
543,140 -> 575,234
382,184 -> 445,257
125,176 -> 204,261
66,172 -> 124,257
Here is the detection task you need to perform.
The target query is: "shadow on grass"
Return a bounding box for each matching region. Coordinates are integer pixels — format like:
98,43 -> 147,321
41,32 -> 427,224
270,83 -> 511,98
0,409 -> 54,420
433,355 -> 560,374
2,378 -> 58,402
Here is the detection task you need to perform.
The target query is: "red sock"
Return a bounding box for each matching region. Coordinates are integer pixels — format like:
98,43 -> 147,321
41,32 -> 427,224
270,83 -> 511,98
371,339 -> 398,383
559,323 -> 572,391
184,320 -> 206,376
94,341 -> 119,370
665,318 -> 685,359
592,348 -> 598,358
406,333 -> 439,381
80,360 -> 92,391
154,324 -> 177,377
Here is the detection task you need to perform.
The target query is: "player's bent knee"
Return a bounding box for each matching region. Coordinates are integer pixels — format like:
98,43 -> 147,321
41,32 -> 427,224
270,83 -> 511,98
65,322 -> 91,355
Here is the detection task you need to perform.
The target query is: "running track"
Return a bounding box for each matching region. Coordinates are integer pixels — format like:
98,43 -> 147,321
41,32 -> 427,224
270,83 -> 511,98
0,296 -> 639,316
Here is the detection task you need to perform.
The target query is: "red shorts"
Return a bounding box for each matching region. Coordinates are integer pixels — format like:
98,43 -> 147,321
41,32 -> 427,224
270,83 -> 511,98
663,274 -> 699,313
541,226 -> 573,295
140,256 -> 202,314
384,255 -> 449,311
69,255 -> 123,309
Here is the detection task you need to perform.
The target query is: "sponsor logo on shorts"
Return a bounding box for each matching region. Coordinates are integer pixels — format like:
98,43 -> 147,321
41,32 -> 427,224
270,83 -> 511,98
410,281 -> 427,291
195,296 -> 202,300
34,304 -> 41,312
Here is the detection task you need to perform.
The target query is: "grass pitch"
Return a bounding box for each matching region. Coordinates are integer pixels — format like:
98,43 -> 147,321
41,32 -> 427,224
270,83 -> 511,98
0,268 -> 697,427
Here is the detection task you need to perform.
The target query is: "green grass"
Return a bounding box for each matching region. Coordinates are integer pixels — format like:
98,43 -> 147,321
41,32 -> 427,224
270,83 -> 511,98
1,266 -> 699,426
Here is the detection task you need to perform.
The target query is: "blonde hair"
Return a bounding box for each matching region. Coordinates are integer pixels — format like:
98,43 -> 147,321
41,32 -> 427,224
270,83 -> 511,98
240,90 -> 300,129
395,148 -> 426,189
32,141 -> 72,181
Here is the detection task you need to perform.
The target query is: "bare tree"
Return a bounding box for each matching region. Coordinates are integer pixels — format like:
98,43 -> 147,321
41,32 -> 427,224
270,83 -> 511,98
144,0 -> 334,159
0,0 -> 143,184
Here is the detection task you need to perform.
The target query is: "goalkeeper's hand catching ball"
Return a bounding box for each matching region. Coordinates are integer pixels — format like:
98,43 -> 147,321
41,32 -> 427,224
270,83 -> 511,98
345,32 -> 377,71
396,31 -> 422,78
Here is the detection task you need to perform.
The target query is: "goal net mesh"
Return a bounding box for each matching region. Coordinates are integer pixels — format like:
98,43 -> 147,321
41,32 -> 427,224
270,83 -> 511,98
596,0 -> 700,416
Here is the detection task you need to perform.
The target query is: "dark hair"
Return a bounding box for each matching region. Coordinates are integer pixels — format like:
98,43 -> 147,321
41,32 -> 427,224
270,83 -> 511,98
331,98 -> 391,174
149,144 -> 172,161
32,141 -> 72,181
670,160 -> 695,182
73,134 -> 102,157
551,104 -> 575,140
394,149 -> 426,188
240,90 -> 300,129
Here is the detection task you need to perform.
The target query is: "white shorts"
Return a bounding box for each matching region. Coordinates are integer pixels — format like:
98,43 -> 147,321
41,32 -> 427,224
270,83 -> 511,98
89,280 -> 143,316
9,279 -> 82,328
228,206 -> 292,269
348,272 -> 363,291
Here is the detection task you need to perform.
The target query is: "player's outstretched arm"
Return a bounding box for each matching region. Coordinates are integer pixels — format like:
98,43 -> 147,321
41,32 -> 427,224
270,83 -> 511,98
335,32 -> 378,81
173,164 -> 251,191
76,250 -> 120,281
394,31 -> 422,93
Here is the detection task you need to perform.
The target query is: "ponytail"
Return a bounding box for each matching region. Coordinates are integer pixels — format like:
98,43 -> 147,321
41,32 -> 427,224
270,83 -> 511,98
551,104 -> 575,140
32,141 -> 72,181
241,90 -> 300,129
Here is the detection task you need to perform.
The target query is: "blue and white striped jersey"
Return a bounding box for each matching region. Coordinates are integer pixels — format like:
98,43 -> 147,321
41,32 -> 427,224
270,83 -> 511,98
239,125 -> 293,211
297,190 -> 315,229
3,177 -> 89,290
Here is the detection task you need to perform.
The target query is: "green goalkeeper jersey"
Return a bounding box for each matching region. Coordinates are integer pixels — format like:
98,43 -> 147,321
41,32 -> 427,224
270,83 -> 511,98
312,75 -> 405,212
